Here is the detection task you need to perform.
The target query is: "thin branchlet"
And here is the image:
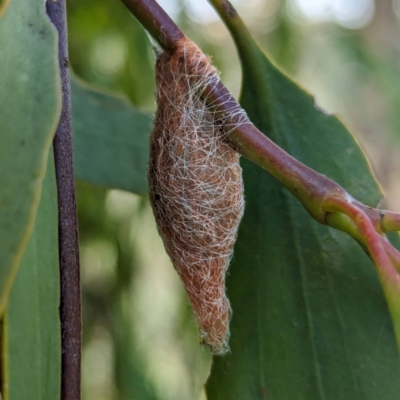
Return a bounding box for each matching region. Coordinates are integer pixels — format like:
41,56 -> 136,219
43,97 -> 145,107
123,0 -> 400,352
120,0 -> 400,233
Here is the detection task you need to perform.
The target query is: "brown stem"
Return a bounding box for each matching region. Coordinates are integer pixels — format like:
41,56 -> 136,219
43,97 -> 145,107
46,1 -> 81,399
120,0 -> 184,49
119,0 -> 400,234
120,0 -> 348,224
120,0 -> 400,353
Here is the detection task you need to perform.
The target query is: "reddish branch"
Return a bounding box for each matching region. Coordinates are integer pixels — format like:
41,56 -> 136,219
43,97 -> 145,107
121,1 -> 340,225
121,0 -> 400,233
120,0 -> 400,346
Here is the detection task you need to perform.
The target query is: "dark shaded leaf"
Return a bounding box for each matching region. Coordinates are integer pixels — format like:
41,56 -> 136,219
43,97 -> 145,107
71,76 -> 152,194
206,11 -> 400,400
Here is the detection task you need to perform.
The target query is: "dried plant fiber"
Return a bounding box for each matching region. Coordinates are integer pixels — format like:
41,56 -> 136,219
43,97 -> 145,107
148,37 -> 245,355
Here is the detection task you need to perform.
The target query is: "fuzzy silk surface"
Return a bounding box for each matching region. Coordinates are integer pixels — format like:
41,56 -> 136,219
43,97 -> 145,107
148,38 -> 245,354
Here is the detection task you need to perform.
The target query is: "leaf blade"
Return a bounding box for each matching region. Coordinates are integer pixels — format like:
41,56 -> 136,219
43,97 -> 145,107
206,6 -> 400,399
3,151 -> 61,400
71,76 -> 152,194
0,0 -> 61,311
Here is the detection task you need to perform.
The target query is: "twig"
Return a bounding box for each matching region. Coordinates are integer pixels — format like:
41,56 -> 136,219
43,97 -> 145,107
204,6 -> 400,348
326,196 -> 400,348
382,210 -> 400,232
121,0 -> 344,222
46,1 -> 81,399
120,0 -> 400,237
326,198 -> 394,275
384,240 -> 400,274
120,0 -> 400,354
120,0 -> 400,351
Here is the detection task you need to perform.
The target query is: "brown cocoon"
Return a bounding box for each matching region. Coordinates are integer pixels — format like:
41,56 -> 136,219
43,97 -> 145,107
148,38 -> 245,354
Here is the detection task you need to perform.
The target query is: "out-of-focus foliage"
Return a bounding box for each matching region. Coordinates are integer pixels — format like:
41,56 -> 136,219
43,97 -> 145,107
76,186 -> 211,400
67,0 -> 154,108
71,76 -> 152,194
67,0 -> 400,399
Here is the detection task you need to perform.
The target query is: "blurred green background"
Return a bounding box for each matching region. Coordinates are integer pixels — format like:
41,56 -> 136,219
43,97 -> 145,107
66,0 -> 400,399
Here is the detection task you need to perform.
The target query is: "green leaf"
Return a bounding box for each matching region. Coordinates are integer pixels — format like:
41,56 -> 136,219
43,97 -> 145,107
71,76 -> 152,194
0,0 -> 61,312
206,7 -> 400,400
2,151 -> 61,400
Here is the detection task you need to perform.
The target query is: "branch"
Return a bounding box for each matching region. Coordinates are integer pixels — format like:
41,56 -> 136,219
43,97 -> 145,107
325,196 -> 400,348
120,0 -> 400,237
121,0 -> 345,223
382,210 -> 400,232
46,1 -> 81,399
120,0 -> 400,349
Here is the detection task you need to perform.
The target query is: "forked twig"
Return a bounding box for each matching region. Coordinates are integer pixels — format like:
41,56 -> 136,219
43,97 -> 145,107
120,0 -> 400,347
120,0 -> 400,235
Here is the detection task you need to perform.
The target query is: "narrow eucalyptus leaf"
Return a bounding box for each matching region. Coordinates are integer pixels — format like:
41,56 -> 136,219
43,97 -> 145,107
3,152 -> 61,400
0,0 -> 60,312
